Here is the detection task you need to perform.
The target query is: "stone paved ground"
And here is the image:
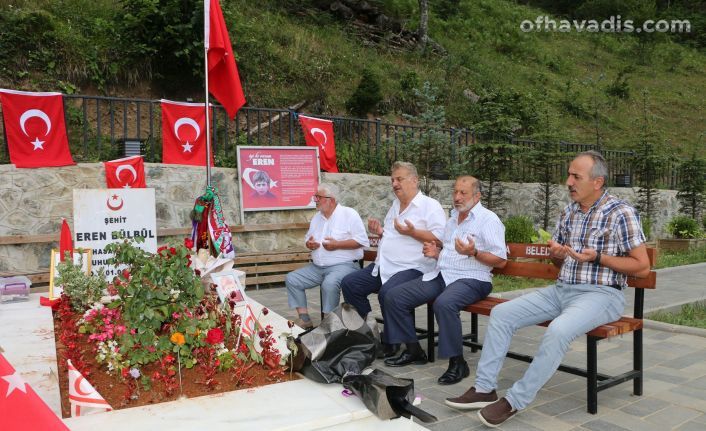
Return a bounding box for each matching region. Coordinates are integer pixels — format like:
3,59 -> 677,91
247,262 -> 706,431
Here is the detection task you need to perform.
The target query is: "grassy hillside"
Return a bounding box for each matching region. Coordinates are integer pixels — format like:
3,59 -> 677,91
0,0 -> 704,155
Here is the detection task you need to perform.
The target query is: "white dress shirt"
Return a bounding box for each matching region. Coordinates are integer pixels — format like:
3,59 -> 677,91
306,204 -> 370,267
423,203 -> 507,284
374,191 -> 446,283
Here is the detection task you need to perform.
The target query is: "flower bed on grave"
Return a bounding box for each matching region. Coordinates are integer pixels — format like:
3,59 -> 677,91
52,238 -> 298,418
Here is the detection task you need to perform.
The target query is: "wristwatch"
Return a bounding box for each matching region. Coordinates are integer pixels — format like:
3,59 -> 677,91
593,251 -> 601,265
472,249 -> 478,258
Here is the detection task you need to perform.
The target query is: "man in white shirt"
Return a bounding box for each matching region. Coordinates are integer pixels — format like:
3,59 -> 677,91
286,183 -> 370,329
341,161 -> 446,359
382,176 -> 507,381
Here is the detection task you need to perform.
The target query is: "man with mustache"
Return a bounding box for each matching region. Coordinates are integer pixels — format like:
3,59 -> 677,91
446,151 -> 650,428
341,161 -> 446,359
381,175 -> 507,384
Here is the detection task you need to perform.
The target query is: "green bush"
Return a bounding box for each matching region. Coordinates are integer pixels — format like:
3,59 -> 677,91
345,69 -> 382,117
503,215 -> 537,243
666,215 -> 702,239
641,216 -> 654,241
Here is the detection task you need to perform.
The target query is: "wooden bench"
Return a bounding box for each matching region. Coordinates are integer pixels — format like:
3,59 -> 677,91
459,243 -> 657,414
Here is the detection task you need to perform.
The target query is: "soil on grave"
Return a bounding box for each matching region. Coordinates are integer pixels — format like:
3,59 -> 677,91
53,315 -> 300,419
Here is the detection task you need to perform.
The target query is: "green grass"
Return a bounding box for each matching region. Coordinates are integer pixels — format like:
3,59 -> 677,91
649,302 -> 706,330
656,245 -> 706,269
492,274 -> 549,293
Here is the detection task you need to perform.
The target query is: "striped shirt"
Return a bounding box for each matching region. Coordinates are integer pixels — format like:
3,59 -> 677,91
553,191 -> 645,288
423,203 -> 507,284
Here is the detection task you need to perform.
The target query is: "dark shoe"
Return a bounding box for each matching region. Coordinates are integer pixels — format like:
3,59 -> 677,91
384,350 -> 428,367
437,358 -> 470,385
376,343 -> 400,359
478,397 -> 517,428
444,386 -> 498,410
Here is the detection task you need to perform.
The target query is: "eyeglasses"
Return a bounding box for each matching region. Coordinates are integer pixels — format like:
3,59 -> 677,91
313,194 -> 333,201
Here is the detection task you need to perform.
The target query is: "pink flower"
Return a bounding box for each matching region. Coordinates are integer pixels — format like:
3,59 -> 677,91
172,312 -> 181,320
130,328 -> 136,335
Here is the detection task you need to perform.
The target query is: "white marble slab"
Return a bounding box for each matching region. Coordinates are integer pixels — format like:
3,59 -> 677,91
0,293 -> 61,415
0,293 -> 429,430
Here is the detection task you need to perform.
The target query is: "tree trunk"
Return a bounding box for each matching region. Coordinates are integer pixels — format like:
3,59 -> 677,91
417,0 -> 429,50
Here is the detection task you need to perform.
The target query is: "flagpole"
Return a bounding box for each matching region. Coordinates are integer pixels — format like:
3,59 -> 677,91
204,0 -> 212,187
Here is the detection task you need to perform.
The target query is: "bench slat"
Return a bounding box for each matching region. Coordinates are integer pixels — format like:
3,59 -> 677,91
235,251 -> 310,265
239,262 -> 310,275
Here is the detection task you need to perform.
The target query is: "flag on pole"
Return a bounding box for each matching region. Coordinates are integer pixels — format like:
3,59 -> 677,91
67,359 -> 112,417
59,219 -> 73,262
0,352 -> 70,430
161,100 -> 214,166
104,155 -> 147,188
299,115 -> 338,173
206,0 -> 246,119
0,89 -> 75,168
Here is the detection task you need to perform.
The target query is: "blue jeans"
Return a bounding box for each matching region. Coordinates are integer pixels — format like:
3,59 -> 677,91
285,262 -> 359,313
474,282 -> 624,411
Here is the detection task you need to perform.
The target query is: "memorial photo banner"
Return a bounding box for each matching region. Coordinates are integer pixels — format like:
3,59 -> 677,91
237,146 -> 320,214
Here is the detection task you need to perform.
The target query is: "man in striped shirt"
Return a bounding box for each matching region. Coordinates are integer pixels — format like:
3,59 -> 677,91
382,175 -> 507,385
446,151 -> 651,428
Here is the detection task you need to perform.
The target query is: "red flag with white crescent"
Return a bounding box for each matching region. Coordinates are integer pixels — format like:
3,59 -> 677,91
161,100 -> 214,167
298,115 -> 338,173
0,352 -> 70,430
67,359 -> 112,417
241,304 -> 257,338
0,89 -> 75,168
104,155 -> 147,188
206,0 -> 246,119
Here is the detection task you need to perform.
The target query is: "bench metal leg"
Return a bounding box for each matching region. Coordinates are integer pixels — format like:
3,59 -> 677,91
587,335 -> 598,414
427,303 -> 435,363
471,313 -> 479,353
634,328 -> 643,396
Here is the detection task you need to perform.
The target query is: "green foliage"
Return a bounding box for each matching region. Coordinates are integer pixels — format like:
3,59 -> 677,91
666,215 -> 703,239
345,69 -> 383,117
605,68 -> 631,100
468,89 -> 541,137
336,141 -> 389,175
676,154 -> 706,221
57,254 -> 108,312
655,243 -> 706,269
105,238 -> 205,362
503,215 -> 538,243
641,216 -> 654,241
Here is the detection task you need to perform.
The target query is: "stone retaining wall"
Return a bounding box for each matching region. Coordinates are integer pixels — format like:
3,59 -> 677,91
0,163 -> 678,272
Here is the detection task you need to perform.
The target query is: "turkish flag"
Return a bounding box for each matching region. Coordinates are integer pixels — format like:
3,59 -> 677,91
0,352 -> 70,430
161,100 -> 214,166
0,89 -> 75,168
299,115 -> 338,173
206,0 -> 246,119
67,359 -> 112,416
59,218 -> 73,262
104,155 -> 146,188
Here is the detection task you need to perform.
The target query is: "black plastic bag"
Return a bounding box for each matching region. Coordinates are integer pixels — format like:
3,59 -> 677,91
342,369 -> 437,423
297,303 -> 380,383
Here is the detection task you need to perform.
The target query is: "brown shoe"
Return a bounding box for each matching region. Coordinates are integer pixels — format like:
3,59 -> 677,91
444,386 -> 498,410
293,318 -> 314,329
478,397 -> 516,428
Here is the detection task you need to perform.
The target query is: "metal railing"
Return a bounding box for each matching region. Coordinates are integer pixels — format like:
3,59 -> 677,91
0,94 -> 682,188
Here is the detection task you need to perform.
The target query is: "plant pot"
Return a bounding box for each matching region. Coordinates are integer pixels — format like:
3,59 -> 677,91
658,238 -> 703,252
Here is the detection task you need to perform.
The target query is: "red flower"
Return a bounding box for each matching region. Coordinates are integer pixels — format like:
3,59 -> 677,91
186,254 -> 192,267
195,269 -> 201,276
261,307 -> 269,316
169,247 -> 177,255
157,245 -> 167,254
184,238 -> 194,249
287,320 -> 295,328
258,330 -> 266,338
206,328 -> 224,345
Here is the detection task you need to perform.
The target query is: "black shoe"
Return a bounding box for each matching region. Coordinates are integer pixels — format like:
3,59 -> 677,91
384,350 -> 428,367
437,358 -> 470,385
377,343 -> 400,359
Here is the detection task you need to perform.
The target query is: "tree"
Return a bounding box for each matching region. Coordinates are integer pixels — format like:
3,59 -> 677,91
345,69 -> 382,117
529,108 -> 563,230
676,153 -> 706,220
399,81 -> 450,194
417,0 -> 429,50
